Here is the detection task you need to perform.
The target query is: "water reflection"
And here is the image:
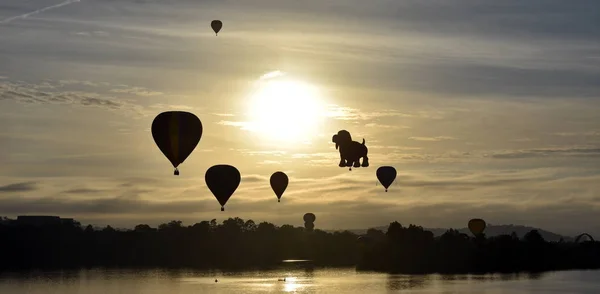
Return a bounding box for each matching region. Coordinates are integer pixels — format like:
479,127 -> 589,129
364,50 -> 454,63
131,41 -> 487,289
282,277 -> 304,292
435,271 -> 548,285
439,274 -> 469,281
386,274 -> 430,291
526,272 -> 545,280
0,268 -> 593,294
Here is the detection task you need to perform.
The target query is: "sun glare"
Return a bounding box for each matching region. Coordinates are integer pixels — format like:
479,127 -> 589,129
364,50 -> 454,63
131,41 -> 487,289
246,73 -> 326,144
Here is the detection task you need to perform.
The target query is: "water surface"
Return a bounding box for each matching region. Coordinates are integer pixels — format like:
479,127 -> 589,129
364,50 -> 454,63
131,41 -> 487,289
1,268 -> 599,293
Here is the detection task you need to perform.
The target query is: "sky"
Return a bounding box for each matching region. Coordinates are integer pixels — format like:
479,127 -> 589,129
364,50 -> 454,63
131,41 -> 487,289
1,0 -> 599,236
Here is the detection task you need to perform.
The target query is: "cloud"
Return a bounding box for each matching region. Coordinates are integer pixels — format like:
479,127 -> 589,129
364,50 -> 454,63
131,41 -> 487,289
217,120 -> 253,130
552,131 -> 600,137
212,113 -> 235,117
148,103 -> 196,110
242,174 -> 269,183
58,80 -> 101,87
0,0 -> 82,25
408,136 -> 456,142
487,147 -> 600,159
259,70 -> 285,80
510,138 -> 537,142
110,87 -> 163,96
0,182 -> 37,193
365,123 -> 409,129
64,188 -> 106,194
71,31 -> 110,37
0,79 -> 146,115
326,106 -> 415,121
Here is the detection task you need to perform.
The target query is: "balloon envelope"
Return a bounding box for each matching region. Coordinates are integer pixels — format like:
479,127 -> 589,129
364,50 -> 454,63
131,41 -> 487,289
270,171 -> 289,202
304,222 -> 314,231
376,166 -> 397,191
211,20 -> 223,35
151,111 -> 203,175
303,213 -> 316,223
205,165 -> 241,211
468,218 -> 486,236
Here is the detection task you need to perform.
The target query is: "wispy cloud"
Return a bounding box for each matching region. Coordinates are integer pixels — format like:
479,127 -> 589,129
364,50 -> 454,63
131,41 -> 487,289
0,182 -> 37,193
326,106 -> 414,121
486,147 -> 600,159
365,123 -> 409,129
70,30 -> 109,37
0,0 -> 82,24
552,131 -> 600,137
58,80 -> 102,87
408,136 -> 456,142
110,87 -> 163,97
0,79 -> 151,115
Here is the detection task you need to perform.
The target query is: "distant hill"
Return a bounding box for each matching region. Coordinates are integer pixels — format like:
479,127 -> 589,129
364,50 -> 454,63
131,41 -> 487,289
328,224 -> 574,242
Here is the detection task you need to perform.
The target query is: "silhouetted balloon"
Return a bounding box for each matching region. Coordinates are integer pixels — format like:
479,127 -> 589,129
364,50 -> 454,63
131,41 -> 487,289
205,165 -> 241,211
332,130 -> 369,171
468,218 -> 486,236
151,111 -> 203,176
211,20 -> 222,36
304,222 -> 314,231
270,171 -> 289,202
303,213 -> 316,223
575,233 -> 595,243
376,166 -> 397,192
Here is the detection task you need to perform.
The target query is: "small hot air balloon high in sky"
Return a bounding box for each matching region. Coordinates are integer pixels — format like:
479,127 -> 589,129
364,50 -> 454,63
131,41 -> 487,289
376,166 -> 397,192
205,164 -> 241,211
211,20 -> 222,36
270,171 -> 289,202
151,111 -> 203,176
468,218 -> 486,237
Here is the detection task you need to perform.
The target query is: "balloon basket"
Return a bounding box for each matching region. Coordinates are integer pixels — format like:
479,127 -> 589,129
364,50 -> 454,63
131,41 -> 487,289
174,168 -> 179,176
221,207 -> 224,212
278,199 -> 280,202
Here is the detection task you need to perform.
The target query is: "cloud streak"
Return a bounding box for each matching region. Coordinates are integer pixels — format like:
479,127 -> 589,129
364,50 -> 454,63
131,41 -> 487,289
0,79 -> 147,115
0,0 -> 82,25
408,136 -> 456,142
0,182 -> 37,193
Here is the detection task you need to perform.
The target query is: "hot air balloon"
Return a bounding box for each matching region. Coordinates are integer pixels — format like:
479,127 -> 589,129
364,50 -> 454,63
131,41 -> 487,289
151,111 -> 203,176
376,166 -> 397,192
303,213 -> 316,223
270,171 -> 288,202
304,222 -> 315,231
211,20 -> 223,36
468,218 -> 486,236
575,233 -> 595,243
205,164 -> 241,211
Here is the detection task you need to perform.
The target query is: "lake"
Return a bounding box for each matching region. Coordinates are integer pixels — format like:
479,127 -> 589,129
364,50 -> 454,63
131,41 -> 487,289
1,268 -> 599,293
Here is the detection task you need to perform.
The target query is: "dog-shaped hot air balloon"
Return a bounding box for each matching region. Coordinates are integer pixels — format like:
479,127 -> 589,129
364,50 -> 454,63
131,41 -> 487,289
332,130 -> 369,170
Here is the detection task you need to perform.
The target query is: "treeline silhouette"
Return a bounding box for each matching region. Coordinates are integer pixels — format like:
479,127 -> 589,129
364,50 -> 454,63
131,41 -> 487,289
1,217 -> 599,274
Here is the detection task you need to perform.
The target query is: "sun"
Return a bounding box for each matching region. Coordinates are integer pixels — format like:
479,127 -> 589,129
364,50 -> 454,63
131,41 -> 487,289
245,73 -> 326,144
